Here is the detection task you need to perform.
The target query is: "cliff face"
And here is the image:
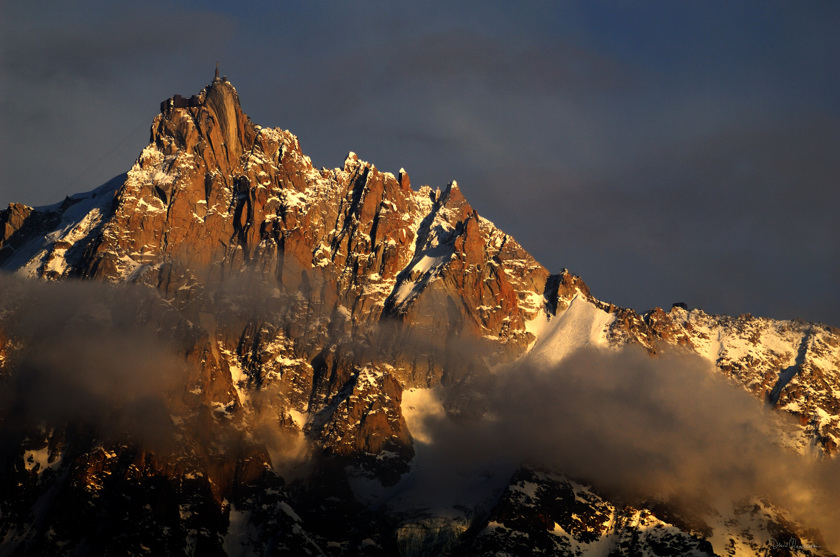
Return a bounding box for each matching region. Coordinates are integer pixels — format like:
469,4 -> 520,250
0,77 -> 838,556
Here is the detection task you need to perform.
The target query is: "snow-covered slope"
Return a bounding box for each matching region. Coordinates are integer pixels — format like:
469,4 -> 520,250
527,294 -> 615,365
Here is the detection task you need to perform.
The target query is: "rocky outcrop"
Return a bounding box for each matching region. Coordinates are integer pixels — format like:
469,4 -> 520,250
0,203 -> 57,268
451,466 -> 830,557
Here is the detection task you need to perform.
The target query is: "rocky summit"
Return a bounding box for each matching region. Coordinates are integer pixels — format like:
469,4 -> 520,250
1,76 -> 838,556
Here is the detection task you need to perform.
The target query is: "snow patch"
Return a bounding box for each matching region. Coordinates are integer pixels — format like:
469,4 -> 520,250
3,175 -> 122,277
23,447 -> 59,474
527,295 -> 615,366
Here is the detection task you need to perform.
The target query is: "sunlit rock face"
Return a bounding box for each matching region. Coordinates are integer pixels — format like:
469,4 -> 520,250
0,76 -> 838,556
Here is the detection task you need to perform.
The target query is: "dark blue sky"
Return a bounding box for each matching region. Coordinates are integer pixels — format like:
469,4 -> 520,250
2,1 -> 838,326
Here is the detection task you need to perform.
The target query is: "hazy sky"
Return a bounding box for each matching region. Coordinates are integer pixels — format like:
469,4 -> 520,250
1,1 -> 838,326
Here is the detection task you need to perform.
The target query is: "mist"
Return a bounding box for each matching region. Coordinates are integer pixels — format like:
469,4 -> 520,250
409,345 -> 840,550
0,265 -> 354,468
0,275 -> 190,452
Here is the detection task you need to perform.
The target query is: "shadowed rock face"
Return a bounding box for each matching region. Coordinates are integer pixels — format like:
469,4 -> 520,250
0,77 -> 838,556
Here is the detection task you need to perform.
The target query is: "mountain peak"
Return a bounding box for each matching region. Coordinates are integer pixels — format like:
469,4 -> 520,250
0,76 -> 838,556
153,77 -> 256,169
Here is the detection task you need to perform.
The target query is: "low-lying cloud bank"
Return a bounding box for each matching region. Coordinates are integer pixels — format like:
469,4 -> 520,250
413,346 -> 840,550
